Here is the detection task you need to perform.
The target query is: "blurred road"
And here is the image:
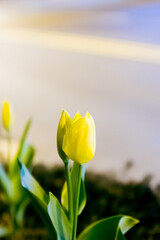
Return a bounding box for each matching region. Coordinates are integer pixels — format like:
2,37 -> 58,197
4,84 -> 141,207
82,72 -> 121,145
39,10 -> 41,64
0,0 -> 160,185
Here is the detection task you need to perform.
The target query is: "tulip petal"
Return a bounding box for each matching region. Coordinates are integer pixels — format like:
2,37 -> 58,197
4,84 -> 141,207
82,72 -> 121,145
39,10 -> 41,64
62,113 -> 96,164
57,110 -> 71,162
72,112 -> 82,122
2,101 -> 14,131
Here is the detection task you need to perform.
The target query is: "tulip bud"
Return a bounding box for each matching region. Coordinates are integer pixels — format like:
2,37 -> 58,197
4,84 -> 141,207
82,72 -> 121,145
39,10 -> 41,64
2,100 -> 14,132
57,110 -> 71,162
62,112 -> 96,164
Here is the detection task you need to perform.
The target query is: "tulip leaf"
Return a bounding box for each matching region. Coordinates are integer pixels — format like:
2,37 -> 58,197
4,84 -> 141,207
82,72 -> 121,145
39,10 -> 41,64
61,163 -> 86,215
9,143 -> 35,204
19,143 -> 35,167
116,230 -> 126,240
19,161 -> 49,209
48,192 -> 72,240
0,164 -> 13,199
9,119 -> 32,177
19,162 -> 57,239
78,164 -> 86,214
9,175 -> 26,204
3,141 -> 34,204
77,215 -> 139,240
17,119 -> 32,158
119,215 -> 139,235
72,163 -> 86,216
14,198 -> 30,227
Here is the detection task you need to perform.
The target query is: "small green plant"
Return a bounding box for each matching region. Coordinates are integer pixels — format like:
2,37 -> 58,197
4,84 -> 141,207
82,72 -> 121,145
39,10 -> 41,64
0,101 -> 35,238
19,110 -> 139,240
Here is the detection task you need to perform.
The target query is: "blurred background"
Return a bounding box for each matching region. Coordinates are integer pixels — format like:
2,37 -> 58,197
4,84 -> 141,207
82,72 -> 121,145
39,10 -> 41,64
0,0 -> 160,186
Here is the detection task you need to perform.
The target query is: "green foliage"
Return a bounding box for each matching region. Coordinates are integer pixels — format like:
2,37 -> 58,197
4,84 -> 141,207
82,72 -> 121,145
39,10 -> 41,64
19,160 -> 48,209
20,161 -> 73,240
0,164 -> 13,200
19,161 -> 139,240
0,120 -> 35,236
19,161 -> 57,239
77,215 -> 139,240
9,120 -> 33,177
61,163 -> 86,215
48,192 -> 72,240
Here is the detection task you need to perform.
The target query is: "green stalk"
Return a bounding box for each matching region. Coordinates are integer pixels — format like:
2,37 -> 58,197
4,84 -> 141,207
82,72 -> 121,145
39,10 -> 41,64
64,161 -> 73,225
72,164 -> 82,240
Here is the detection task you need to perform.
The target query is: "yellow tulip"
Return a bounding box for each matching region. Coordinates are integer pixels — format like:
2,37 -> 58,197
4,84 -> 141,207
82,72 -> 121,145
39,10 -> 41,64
2,100 -> 14,131
57,110 -> 71,162
62,112 -> 96,164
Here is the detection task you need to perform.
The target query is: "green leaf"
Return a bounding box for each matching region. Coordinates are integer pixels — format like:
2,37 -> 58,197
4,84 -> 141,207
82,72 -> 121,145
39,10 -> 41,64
1,119 -> 35,204
0,164 -> 27,204
116,230 -> 126,240
72,163 -> 86,216
19,162 -> 57,239
78,178 -> 86,214
0,164 -> 13,200
10,143 -> 35,202
77,215 -> 139,240
19,161 -> 48,210
19,142 -> 35,167
61,163 -> 86,215
10,175 -> 26,204
11,143 -> 35,203
9,119 -> 32,177
14,198 -> 30,227
16,119 -> 32,158
119,215 -> 139,234
48,192 -> 72,240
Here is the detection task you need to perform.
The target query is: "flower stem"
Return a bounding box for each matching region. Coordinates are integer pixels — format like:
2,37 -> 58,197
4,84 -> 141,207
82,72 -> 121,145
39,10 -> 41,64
72,164 -> 82,240
64,161 -> 73,225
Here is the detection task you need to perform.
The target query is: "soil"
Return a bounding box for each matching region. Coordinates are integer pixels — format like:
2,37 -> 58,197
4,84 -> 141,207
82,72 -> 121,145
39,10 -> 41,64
1,164 -> 160,240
